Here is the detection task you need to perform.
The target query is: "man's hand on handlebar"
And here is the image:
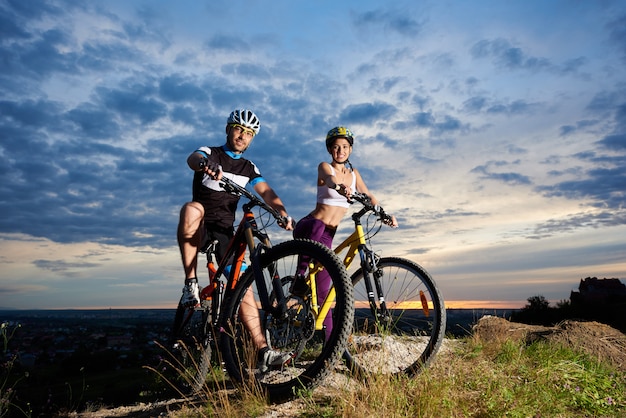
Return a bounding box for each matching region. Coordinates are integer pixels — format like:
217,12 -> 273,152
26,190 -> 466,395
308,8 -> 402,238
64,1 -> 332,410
199,158 -> 223,180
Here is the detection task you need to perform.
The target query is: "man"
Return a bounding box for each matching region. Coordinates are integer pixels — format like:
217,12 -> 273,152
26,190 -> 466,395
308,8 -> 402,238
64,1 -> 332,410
177,109 -> 293,371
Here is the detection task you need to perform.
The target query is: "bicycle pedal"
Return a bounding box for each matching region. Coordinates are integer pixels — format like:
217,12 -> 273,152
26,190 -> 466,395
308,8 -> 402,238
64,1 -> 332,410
290,275 -> 311,298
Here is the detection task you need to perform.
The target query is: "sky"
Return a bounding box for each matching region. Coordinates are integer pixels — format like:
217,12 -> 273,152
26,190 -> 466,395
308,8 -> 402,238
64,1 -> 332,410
1,0 -> 625,311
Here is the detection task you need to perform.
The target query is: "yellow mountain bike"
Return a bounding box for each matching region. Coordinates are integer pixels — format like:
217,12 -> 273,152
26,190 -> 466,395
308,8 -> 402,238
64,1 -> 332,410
337,192 -> 446,377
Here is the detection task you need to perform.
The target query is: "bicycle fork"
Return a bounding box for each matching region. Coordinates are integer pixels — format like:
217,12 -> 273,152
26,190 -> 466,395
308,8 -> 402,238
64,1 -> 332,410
244,220 -> 290,320
359,245 -> 391,324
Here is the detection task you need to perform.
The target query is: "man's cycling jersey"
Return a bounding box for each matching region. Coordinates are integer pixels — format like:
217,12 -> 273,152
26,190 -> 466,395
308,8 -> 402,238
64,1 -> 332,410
192,145 -> 266,230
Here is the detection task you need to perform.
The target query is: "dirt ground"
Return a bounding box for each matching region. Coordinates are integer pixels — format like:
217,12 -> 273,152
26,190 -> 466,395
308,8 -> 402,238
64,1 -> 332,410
472,316 -> 626,373
68,317 -> 626,418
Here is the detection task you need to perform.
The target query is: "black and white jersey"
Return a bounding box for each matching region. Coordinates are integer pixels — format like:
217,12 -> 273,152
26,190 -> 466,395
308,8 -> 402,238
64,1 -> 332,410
192,145 -> 265,230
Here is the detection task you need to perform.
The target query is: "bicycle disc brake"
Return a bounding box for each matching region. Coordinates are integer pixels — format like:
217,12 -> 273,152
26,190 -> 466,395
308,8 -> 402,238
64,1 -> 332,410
265,296 -> 315,359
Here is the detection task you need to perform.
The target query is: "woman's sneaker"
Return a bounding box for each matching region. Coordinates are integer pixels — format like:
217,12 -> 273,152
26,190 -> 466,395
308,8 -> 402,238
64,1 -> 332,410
182,278 -> 200,307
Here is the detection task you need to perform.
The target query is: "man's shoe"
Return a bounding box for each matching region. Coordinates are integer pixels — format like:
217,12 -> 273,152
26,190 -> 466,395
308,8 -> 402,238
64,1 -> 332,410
257,348 -> 291,373
182,278 -> 200,307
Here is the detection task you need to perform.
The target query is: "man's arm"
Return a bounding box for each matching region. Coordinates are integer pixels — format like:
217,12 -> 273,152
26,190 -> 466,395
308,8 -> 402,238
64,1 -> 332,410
187,151 -> 222,179
254,181 -> 293,230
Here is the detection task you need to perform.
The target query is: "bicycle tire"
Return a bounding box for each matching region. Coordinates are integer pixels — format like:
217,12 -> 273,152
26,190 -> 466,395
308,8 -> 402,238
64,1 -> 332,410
165,302 -> 212,395
344,257 -> 446,377
219,239 -> 353,402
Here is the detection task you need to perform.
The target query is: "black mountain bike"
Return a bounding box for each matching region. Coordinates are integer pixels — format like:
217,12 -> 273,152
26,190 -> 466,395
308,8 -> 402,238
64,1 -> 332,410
164,177 -> 353,402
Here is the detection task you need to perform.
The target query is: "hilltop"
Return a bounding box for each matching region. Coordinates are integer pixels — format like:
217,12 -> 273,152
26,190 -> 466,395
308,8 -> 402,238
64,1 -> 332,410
68,316 -> 626,417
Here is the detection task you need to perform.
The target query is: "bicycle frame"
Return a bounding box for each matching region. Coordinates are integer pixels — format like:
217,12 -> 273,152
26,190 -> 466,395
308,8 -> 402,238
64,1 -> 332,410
199,202 -> 259,324
305,259 -> 338,332
333,205 -> 390,317
196,176 -> 306,332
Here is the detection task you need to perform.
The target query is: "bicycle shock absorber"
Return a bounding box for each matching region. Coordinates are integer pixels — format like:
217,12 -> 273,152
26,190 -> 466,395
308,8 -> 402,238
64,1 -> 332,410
367,249 -> 390,321
359,245 -> 376,303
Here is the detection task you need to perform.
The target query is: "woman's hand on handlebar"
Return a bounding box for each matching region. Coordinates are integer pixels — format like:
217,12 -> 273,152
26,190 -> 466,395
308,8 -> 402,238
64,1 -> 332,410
336,183 -> 352,199
376,206 -> 398,228
384,214 -> 398,228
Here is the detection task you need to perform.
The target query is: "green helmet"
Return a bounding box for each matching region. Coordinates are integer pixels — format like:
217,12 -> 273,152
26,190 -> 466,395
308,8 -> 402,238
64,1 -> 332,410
325,126 -> 354,149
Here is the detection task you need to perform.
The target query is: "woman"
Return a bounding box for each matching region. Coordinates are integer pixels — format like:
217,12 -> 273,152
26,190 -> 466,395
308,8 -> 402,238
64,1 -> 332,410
293,126 -> 397,339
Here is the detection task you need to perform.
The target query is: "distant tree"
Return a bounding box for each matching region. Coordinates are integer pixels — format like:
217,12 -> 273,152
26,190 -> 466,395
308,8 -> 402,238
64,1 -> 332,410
524,295 -> 550,311
555,299 -> 570,309
511,295 -> 554,325
512,278 -> 626,332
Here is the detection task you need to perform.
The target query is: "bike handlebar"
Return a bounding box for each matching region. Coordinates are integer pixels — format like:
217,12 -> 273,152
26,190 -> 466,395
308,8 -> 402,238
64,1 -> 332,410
348,192 -> 395,226
198,157 -> 290,227
220,176 -> 291,228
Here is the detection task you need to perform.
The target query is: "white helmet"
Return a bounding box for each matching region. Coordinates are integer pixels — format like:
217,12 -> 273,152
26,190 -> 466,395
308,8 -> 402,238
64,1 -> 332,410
227,109 -> 261,135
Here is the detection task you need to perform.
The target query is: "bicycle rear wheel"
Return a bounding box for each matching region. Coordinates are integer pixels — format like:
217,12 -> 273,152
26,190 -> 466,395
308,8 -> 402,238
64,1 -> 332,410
219,239 -> 353,402
165,302 -> 212,395
344,257 -> 446,377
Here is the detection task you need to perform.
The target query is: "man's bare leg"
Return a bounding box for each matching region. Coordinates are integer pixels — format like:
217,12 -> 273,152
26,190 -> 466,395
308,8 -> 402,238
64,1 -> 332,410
177,202 -> 204,280
238,287 -> 268,350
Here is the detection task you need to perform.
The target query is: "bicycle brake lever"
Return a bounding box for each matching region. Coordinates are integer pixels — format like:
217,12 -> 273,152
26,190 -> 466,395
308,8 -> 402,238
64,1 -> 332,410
277,215 -> 292,229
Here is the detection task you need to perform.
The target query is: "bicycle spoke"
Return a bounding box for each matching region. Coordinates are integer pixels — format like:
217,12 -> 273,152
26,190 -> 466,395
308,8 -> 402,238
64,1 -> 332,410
346,257 -> 446,376
219,239 -> 353,402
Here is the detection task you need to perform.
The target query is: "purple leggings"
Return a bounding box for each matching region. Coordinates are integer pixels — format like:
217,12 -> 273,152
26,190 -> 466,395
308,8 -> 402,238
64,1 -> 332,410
293,215 -> 336,340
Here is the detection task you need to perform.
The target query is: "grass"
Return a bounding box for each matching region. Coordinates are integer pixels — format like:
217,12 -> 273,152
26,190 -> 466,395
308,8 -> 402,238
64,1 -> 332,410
1,322 -> 31,418
166,331 -> 625,418
146,338 -> 272,418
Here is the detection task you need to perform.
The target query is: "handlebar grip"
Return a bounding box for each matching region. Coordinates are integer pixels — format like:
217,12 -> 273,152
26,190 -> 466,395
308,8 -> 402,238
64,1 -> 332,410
198,158 -> 222,176
277,215 -> 292,228
375,205 -> 389,220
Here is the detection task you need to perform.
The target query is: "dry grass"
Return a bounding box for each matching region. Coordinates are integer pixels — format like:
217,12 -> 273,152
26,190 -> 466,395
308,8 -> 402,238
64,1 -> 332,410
74,317 -> 626,417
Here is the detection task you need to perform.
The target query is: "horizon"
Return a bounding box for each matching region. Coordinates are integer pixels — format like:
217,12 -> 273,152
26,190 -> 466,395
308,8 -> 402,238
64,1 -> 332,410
0,299 -> 557,311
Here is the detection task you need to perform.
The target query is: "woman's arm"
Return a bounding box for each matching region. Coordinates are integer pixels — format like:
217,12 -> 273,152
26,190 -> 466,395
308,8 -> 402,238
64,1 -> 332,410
354,168 -> 398,227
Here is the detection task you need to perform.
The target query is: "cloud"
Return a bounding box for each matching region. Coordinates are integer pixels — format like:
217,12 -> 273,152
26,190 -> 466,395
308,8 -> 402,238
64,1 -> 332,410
96,85 -> 168,124
66,104 -> 121,139
470,161 -> 532,186
607,14 -> 626,62
470,37 -> 590,77
537,100 -> 626,216
0,8 -> 31,40
391,110 -> 467,137
462,96 -> 541,116
205,35 -> 251,53
353,8 -> 422,37
0,99 -> 64,128
159,74 -> 209,103
538,166 -> 626,211
471,38 -> 551,71
597,133 -> 626,151
33,259 -> 101,274
339,101 -> 398,124
528,211 -> 626,239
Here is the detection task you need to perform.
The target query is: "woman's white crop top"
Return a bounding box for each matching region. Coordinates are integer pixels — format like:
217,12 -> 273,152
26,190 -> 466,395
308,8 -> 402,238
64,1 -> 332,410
317,165 -> 356,208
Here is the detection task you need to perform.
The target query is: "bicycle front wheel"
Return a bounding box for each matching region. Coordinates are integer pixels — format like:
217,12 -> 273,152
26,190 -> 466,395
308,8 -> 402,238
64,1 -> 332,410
219,239 -> 353,402
345,257 -> 446,377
